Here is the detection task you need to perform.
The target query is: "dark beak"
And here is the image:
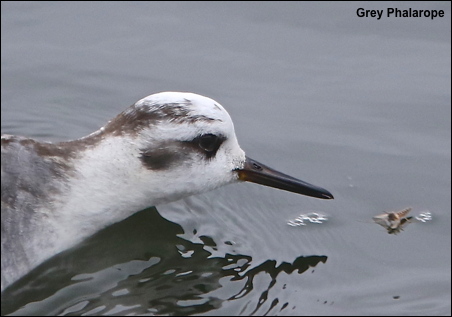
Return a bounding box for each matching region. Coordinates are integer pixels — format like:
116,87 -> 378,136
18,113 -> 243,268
236,156 -> 334,199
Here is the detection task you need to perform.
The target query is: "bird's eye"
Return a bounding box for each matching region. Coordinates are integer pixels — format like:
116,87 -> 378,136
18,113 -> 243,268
198,134 -> 220,152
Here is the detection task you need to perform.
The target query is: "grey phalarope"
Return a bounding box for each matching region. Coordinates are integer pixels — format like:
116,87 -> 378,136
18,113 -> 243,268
1,91 -> 333,290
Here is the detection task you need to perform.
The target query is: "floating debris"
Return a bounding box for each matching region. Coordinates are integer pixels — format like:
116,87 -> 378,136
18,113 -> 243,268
373,208 -> 433,235
287,212 -> 328,227
372,207 -> 413,235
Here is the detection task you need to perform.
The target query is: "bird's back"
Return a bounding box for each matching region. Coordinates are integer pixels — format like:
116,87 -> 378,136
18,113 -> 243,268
1,135 -> 70,290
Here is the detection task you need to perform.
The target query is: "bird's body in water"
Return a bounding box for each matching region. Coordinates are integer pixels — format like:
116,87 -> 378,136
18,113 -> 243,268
1,92 -> 333,291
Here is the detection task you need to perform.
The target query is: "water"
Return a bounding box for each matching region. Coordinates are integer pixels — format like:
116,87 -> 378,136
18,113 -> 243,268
1,2 -> 451,315
287,212 -> 329,226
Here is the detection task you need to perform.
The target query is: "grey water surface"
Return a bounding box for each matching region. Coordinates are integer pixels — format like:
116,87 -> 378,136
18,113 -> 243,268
1,2 -> 450,315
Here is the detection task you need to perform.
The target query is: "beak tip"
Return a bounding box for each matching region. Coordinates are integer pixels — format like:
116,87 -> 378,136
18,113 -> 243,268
322,192 -> 334,200
311,187 -> 334,199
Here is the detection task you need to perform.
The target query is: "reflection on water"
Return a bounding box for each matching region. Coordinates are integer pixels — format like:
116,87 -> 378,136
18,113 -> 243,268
228,255 -> 327,315
415,211 -> 432,223
1,207 -> 327,316
287,212 -> 329,227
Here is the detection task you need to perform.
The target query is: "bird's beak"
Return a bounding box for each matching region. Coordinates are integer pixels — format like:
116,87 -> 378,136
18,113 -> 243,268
236,156 -> 334,199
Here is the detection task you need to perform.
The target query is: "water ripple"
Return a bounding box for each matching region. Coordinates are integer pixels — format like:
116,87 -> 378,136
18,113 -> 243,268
287,212 -> 328,227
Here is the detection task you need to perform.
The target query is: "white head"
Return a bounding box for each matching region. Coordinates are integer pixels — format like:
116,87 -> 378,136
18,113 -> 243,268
69,91 -> 333,218
123,92 -> 247,203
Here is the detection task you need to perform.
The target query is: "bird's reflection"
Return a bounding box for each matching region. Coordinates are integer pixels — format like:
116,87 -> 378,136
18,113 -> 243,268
2,207 -> 327,316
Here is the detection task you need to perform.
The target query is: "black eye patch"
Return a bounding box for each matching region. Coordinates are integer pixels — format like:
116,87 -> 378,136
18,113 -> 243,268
140,148 -> 185,171
139,134 -> 226,171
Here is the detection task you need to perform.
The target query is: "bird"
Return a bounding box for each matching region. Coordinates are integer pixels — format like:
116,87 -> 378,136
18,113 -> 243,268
1,91 -> 333,291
